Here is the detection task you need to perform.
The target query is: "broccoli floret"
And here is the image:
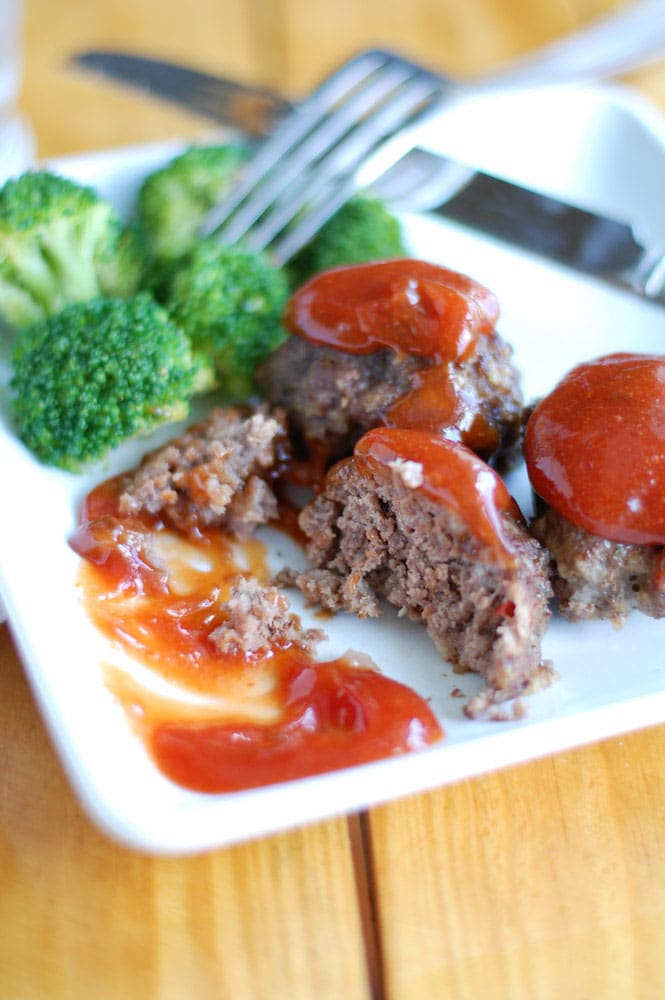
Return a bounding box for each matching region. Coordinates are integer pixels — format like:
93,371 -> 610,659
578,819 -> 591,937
137,143 -> 249,270
0,170 -> 143,331
167,240 -> 289,401
11,294 -> 202,470
287,194 -> 407,286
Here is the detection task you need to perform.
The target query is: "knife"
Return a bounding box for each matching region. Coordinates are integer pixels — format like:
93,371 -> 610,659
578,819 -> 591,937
72,51 -> 293,138
71,50 -> 665,304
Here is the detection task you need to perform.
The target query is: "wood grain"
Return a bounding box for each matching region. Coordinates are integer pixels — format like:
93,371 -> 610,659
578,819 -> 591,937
368,731 -> 665,998
0,626 -> 372,1000
3,1 -> 665,997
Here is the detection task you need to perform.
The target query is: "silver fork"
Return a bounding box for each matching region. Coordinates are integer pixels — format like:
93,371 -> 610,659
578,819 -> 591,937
199,49 -> 448,263
200,0 -> 665,265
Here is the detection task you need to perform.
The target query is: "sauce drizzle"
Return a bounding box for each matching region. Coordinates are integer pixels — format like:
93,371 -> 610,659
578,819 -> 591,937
354,427 -> 522,565
285,259 -> 502,450
71,469 -> 443,793
285,258 -> 498,359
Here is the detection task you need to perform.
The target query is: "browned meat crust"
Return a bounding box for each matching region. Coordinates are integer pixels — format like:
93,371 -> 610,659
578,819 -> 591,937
210,576 -> 325,657
256,337 -> 422,463
256,331 -> 523,468
531,505 -> 665,624
119,406 -> 287,537
282,457 -> 553,715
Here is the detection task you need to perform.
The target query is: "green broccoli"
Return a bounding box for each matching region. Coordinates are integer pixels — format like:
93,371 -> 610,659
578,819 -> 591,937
11,293 -> 205,470
136,143 -> 249,272
287,193 -> 407,287
166,240 -> 289,401
0,170 -> 143,331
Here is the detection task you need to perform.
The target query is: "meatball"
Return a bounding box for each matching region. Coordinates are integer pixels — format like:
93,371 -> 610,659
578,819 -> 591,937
282,427 -> 554,716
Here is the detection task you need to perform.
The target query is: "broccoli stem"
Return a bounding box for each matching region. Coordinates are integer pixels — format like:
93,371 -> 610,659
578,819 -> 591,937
40,217 -> 106,307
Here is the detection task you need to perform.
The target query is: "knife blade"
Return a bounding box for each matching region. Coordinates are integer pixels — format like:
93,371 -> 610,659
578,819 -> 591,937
71,49 -> 665,305
434,168 -> 654,276
72,50 -> 293,137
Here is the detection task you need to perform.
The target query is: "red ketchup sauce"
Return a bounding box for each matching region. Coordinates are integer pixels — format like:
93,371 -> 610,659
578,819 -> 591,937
285,259 -> 501,451
70,472 -> 443,794
354,426 -> 523,566
524,353 -> 665,545
153,652 -> 441,793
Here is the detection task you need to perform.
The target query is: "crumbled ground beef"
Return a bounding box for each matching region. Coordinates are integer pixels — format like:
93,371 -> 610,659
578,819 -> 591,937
531,505 -> 665,624
119,406 -> 287,537
281,456 -> 554,716
210,576 -> 325,656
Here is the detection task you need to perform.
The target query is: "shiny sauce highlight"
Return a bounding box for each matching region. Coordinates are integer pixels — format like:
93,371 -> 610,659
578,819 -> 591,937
285,259 -> 501,449
524,353 -> 665,545
354,427 -> 523,566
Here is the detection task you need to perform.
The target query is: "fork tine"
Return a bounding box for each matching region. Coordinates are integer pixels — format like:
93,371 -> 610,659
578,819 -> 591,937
268,179 -> 358,266
200,49 -> 393,237
241,74 -> 445,254
209,59 -> 419,247
199,48 -> 447,262
268,158 -> 423,266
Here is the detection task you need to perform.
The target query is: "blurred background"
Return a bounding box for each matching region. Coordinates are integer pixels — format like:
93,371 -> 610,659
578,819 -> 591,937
19,0 -> 665,158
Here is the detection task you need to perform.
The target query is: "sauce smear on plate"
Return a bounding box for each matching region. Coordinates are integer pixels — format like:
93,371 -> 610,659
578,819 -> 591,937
71,473 -> 443,793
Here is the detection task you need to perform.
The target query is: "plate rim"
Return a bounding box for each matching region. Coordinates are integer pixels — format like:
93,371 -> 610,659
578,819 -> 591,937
3,79 -> 665,854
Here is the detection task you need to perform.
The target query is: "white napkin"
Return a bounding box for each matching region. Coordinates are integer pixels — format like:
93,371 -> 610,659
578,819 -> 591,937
0,113 -> 35,182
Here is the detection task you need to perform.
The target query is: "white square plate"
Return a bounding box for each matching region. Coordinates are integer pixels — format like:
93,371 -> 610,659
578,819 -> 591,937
2,82 -> 665,854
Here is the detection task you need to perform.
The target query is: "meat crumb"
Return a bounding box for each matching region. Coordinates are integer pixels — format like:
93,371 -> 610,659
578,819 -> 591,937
512,698 -> 527,720
119,406 -> 287,537
210,576 -> 325,657
485,699 -> 527,722
464,663 -> 555,719
388,458 -> 424,489
287,455 -> 554,718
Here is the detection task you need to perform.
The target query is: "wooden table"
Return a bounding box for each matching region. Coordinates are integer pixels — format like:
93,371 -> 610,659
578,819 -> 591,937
3,2 -> 665,996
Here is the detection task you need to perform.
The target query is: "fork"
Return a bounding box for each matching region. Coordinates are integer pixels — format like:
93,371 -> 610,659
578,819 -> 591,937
199,49 -> 448,263
200,0 -> 665,265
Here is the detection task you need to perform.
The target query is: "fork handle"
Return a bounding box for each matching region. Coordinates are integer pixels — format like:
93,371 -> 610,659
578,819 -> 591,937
469,0 -> 665,89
